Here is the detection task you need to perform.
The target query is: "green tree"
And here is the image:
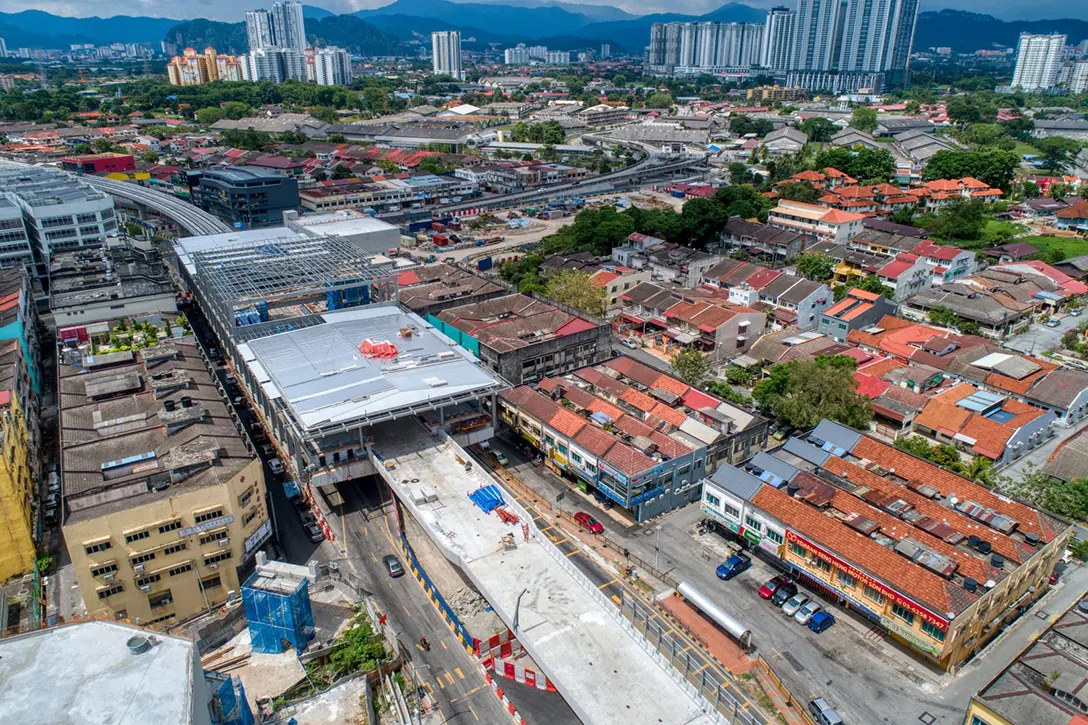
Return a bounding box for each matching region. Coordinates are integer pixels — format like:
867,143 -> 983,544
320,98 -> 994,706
196,107 -> 223,125
72,142 -> 92,154
545,270 -> 605,317
677,197 -> 728,249
777,181 -> 820,203
328,614 -> 386,676
220,101 -> 250,120
328,133 -> 346,143
945,96 -> 982,125
799,116 -> 837,142
888,204 -> 916,225
310,106 -> 339,124
794,253 -> 835,281
138,150 -> 159,164
850,107 -> 878,132
930,198 -> 987,241
851,274 -> 895,299
753,355 -> 873,430
922,149 -> 1019,191
671,348 -> 710,387
727,162 -> 757,185
1036,136 -> 1081,174
330,164 -> 354,180
1020,181 -> 1041,199
647,92 -> 674,109
960,122 -> 1012,149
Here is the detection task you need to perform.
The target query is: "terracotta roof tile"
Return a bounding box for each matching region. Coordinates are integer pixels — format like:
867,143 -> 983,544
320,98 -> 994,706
549,407 -> 587,439
621,387 -> 658,413
614,414 -> 655,438
603,444 -> 656,476
651,374 -> 690,398
649,431 -> 693,458
651,402 -> 688,428
573,425 -> 617,457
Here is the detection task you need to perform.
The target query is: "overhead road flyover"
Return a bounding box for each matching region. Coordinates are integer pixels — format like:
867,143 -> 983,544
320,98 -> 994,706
80,174 -> 231,236
369,416 -> 724,725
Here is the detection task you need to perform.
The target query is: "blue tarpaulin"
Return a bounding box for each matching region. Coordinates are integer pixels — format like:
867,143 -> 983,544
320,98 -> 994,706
468,484 -> 506,514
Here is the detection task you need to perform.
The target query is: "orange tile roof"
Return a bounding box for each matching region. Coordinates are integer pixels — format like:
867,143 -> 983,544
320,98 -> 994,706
752,485 -> 958,615
841,301 -> 873,321
621,387 -> 658,413
587,398 -> 624,422
549,407 -> 587,439
823,297 -> 856,317
650,402 -> 687,428
914,399 -> 973,436
985,357 -> 1057,395
852,437 -> 1057,545
573,425 -> 617,457
821,208 -> 867,224
650,374 -> 690,398
849,288 -> 882,302
858,357 -> 907,378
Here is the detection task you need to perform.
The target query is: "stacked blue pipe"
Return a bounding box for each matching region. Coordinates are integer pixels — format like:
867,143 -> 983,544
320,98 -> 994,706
468,484 -> 506,514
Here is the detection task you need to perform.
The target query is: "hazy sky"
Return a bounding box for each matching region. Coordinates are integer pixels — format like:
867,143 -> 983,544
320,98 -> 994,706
1,0 -> 1083,23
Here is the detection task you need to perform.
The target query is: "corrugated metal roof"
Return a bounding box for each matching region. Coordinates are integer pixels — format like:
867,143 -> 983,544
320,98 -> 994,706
809,419 -> 862,454
708,464 -> 765,502
782,436 -> 830,466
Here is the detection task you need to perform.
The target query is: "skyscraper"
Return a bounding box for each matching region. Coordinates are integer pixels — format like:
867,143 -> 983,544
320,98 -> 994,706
245,10 -> 274,52
432,31 -> 463,80
271,2 -> 307,53
761,7 -> 795,71
838,0 -> 919,84
789,0 -> 846,73
310,47 -> 353,86
505,44 -> 530,65
1011,33 -> 1066,90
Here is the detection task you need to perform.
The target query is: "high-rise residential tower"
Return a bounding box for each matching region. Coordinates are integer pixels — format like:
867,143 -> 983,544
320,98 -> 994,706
761,7 -> 795,71
789,0 -> 846,73
432,31 -> 463,80
245,10 -> 274,52
838,0 -> 919,85
1011,33 -> 1067,90
271,2 -> 307,53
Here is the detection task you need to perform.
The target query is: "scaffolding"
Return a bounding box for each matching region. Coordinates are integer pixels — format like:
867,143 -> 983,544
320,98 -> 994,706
241,568 -> 315,654
191,234 -> 399,334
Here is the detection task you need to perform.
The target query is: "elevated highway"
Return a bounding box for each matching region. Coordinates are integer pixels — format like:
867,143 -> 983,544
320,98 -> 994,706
369,416 -> 725,725
80,175 -> 230,236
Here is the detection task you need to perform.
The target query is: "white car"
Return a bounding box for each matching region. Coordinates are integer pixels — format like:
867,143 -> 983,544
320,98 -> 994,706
269,459 -> 284,475
621,338 -> 638,349
794,600 -> 823,626
782,593 -> 810,618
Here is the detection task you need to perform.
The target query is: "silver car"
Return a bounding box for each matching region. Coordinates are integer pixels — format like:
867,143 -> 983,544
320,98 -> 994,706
782,593 -> 809,618
794,600 -> 823,626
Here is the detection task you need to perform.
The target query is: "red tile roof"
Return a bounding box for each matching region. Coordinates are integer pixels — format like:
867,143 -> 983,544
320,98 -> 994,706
573,425 -> 616,457
651,402 -> 688,428
549,407 -> 587,439
621,387 -> 658,413
603,444 -> 657,476
651,374 -> 690,398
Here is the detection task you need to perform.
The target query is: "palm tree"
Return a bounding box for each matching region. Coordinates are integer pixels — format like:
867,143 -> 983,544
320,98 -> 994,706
966,456 -> 995,487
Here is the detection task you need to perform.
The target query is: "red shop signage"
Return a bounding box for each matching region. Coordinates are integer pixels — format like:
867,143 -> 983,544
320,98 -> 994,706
785,530 -> 948,631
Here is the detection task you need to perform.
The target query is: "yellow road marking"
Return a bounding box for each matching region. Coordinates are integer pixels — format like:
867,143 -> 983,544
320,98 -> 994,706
441,640 -> 447,650
566,550 -> 578,557
436,678 -> 445,689
597,577 -> 618,590
611,595 -> 621,604
454,667 -> 464,680
468,704 -> 479,722
423,682 -> 433,693
445,672 -> 455,685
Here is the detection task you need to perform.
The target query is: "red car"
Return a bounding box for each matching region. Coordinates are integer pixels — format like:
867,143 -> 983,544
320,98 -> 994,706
758,575 -> 793,600
574,512 -> 604,534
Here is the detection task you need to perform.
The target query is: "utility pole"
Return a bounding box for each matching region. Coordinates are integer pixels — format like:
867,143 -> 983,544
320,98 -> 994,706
513,588 -> 529,635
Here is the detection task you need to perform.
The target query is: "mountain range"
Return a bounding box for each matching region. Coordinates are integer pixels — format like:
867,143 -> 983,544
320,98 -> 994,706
0,3 -> 1086,57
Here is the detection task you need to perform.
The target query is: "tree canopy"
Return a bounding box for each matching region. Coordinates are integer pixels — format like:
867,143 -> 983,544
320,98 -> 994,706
850,107 -> 878,132
794,253 -> 835,282
799,116 -> 837,142
671,349 -> 710,387
922,149 -> 1019,191
545,270 -> 605,317
752,355 -> 873,431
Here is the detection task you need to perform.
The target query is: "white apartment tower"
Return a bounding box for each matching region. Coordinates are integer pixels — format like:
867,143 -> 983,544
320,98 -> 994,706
1011,33 -> 1067,90
272,2 -> 307,53
310,46 -> 353,86
245,10 -> 275,52
838,0 -> 919,85
790,0 -> 846,72
432,31 -> 463,80
762,7 -> 795,71
505,44 -> 530,65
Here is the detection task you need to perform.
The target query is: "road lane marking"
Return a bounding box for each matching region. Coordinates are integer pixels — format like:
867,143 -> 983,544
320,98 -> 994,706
370,553 -> 378,562
441,640 -> 447,650
566,550 -> 578,557
402,605 -> 411,617
436,678 -> 445,689
445,672 -> 455,685
611,595 -> 621,604
454,667 -> 464,680
597,577 -> 618,589
468,704 -> 479,722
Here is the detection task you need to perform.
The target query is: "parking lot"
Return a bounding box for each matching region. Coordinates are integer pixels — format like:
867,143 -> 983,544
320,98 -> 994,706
1003,310 -> 1082,354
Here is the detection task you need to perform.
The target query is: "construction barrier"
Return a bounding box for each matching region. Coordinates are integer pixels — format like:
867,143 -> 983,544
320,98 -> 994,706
473,627 -> 518,659
484,670 -> 528,725
397,532 -> 474,654
480,653 -> 559,693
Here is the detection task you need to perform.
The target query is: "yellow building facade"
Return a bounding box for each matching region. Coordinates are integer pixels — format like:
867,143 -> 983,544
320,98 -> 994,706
0,393 -> 37,581
65,458 -> 266,627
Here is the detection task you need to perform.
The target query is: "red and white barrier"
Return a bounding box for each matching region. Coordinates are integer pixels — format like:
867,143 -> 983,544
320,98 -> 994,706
480,653 -> 558,693
485,670 -> 528,725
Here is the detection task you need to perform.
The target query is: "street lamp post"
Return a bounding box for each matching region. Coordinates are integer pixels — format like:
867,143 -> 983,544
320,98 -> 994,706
654,524 -> 662,571
513,588 -> 529,635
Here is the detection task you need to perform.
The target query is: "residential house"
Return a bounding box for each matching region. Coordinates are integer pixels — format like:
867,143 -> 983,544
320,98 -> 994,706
1011,197 -> 1069,221
902,283 -> 1033,338
767,200 -> 866,246
911,383 -> 1055,466
983,242 -> 1041,263
720,216 -> 804,264
1056,200 -> 1088,231
818,288 -> 898,342
761,127 -> 807,156
913,178 -> 1003,211
875,117 -> 935,136
590,266 -> 652,315
875,253 -> 932,301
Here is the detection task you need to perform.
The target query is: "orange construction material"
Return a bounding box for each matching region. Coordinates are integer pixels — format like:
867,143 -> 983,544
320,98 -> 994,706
359,339 -> 398,358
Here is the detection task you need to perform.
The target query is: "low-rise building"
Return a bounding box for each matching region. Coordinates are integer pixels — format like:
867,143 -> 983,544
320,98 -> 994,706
48,237 -> 177,327
768,200 -> 866,246
901,284 -> 1034,338
818,288 -> 897,342
433,294 -> 611,384
720,216 -> 804,264
187,167 -> 299,229
610,233 -> 721,288
590,266 -> 652,314
964,600 -> 1088,725
60,335 -> 270,627
499,356 -> 768,521
60,152 -> 136,175
911,383 -> 1055,466
577,104 -> 629,127
761,126 -> 807,155
700,419 -> 1073,672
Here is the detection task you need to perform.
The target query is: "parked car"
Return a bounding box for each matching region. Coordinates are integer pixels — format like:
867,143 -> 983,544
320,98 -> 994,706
1046,319 -> 1062,328
808,611 -> 836,634
782,593 -> 810,618
269,459 -> 284,475
620,338 -> 638,349
45,492 -> 58,508
794,600 -> 823,626
260,444 -> 275,457
574,511 -> 604,534
771,581 -> 799,607
808,697 -> 844,725
44,506 -> 58,524
224,372 -> 236,383
494,451 -> 509,466
1072,308 -> 1083,317
716,553 -> 752,581
758,575 -> 792,600
382,555 -> 405,578
304,522 -> 325,543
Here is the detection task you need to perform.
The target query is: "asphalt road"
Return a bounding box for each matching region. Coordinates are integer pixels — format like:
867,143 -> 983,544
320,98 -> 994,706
1003,311 -> 1081,355
327,477 -> 560,725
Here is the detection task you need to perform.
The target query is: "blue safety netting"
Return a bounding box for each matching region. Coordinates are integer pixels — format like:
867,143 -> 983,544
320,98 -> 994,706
468,484 -> 506,514
242,573 -> 315,654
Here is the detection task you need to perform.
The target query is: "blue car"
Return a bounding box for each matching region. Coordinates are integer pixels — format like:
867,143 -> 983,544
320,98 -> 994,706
716,553 -> 752,580
807,611 -> 835,633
